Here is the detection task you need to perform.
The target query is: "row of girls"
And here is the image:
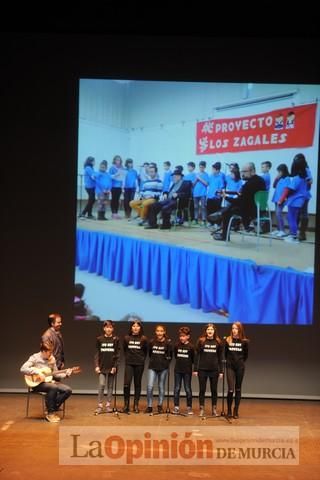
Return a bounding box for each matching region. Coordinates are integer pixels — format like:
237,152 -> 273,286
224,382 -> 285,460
94,318 -> 249,419
79,155 -> 132,220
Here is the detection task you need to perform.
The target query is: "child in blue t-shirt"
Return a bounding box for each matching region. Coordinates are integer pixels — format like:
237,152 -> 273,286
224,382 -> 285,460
162,161 -> 172,195
193,161 -> 209,226
184,162 -> 196,221
224,163 -> 242,207
207,162 -> 226,219
123,158 -> 138,220
260,161 -> 272,192
271,163 -> 290,237
79,156 -> 96,219
95,160 -> 112,220
282,155 -> 309,243
109,155 -> 126,219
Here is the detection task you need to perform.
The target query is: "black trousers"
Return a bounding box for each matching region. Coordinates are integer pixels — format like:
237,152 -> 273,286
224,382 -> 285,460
111,187 -> 122,213
123,188 -> 136,217
226,362 -> 245,408
148,199 -> 177,226
33,382 -> 72,414
206,198 -> 222,218
123,364 -> 145,403
198,369 -> 219,407
219,205 -> 251,238
82,188 -> 96,216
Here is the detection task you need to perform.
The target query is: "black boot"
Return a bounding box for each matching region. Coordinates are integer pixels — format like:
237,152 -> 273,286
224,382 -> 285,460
227,391 -> 233,417
133,401 -> 139,414
234,389 -> 241,419
299,218 -> 308,241
98,211 -> 108,221
121,387 -> 130,414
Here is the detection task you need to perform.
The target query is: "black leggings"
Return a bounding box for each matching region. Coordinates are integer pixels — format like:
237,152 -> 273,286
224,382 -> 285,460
123,364 -> 144,403
226,363 -> 245,408
111,187 -> 122,214
82,188 -> 96,216
124,188 -> 136,217
198,369 -> 219,406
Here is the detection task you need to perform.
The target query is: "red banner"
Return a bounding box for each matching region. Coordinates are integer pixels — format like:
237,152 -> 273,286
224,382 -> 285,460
196,103 -> 317,154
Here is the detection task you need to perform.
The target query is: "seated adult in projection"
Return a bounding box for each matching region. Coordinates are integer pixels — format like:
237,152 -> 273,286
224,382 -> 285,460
20,342 -> 73,423
74,283 -> 100,321
129,165 -> 163,226
209,162 -> 266,241
145,169 -> 191,230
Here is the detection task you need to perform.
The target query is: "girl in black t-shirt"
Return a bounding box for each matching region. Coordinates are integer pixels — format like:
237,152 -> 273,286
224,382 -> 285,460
120,318 -> 148,414
145,324 -> 173,414
194,323 -> 223,417
94,320 -> 120,415
225,321 -> 249,419
172,326 -> 195,415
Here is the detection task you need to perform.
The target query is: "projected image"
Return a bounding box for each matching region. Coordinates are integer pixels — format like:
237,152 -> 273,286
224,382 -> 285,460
75,80 -> 319,325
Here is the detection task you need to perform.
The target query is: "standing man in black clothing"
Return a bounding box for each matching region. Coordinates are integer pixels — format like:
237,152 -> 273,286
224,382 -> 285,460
209,162 -> 266,240
41,313 -> 65,370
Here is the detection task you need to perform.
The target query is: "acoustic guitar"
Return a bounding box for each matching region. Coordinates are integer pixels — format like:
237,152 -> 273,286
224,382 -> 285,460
25,366 -> 81,388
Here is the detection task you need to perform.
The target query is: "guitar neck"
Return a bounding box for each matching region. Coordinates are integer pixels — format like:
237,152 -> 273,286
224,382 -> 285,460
52,369 -> 67,375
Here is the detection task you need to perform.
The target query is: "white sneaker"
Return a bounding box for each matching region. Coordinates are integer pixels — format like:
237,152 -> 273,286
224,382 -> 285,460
271,230 -> 280,236
46,413 -> 60,423
187,407 -> 194,415
284,235 -> 299,243
172,406 -> 180,415
276,230 -> 287,237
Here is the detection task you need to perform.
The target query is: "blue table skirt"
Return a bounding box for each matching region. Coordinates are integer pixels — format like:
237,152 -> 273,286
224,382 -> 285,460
76,229 -> 314,325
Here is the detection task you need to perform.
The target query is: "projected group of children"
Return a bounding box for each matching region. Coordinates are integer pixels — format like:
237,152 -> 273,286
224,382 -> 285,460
78,152 -> 313,243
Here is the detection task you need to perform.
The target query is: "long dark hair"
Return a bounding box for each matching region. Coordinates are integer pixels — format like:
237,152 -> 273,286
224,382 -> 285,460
128,320 -> 144,336
84,156 -> 95,168
198,323 -> 221,346
291,153 -> 307,178
232,166 -> 241,182
276,163 -> 290,178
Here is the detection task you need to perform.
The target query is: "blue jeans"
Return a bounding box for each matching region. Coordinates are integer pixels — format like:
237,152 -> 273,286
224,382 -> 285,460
193,196 -> 207,221
174,372 -> 192,407
98,372 -> 114,404
33,382 -> 72,414
287,206 -> 300,236
275,203 -> 285,231
147,369 -> 168,407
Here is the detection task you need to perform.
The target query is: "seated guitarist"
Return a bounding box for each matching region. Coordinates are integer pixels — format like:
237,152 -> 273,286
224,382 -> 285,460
20,342 -> 72,423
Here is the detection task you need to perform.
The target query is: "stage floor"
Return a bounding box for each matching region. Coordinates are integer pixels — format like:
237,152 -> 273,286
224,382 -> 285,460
77,216 -> 315,273
1,394 -> 319,479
